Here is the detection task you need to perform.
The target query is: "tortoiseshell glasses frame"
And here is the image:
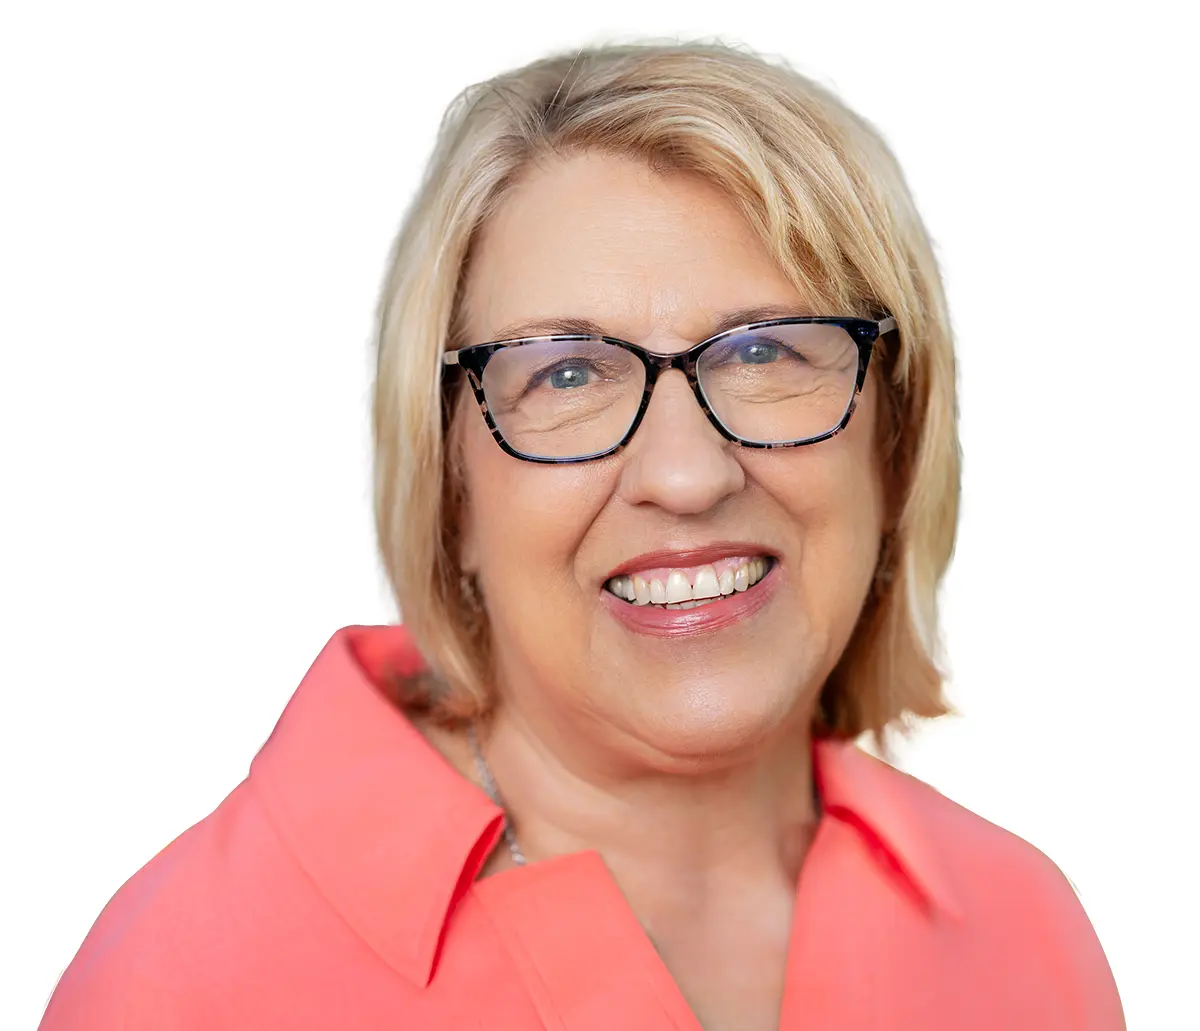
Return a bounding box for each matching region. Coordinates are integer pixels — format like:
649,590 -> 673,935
441,315 -> 896,464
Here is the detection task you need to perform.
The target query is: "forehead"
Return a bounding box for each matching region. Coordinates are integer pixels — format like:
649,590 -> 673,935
461,151 -> 808,342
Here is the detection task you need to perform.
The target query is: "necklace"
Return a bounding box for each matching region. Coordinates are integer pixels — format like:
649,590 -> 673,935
467,724 -> 527,866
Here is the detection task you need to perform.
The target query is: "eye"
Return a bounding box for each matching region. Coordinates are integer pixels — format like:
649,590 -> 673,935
700,332 -> 810,374
737,340 -> 778,364
549,365 -> 590,389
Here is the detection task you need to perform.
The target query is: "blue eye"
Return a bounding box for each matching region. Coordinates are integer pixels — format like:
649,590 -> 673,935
738,340 -> 778,364
549,365 -> 590,388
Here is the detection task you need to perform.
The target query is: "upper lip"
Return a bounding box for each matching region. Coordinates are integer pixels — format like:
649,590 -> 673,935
602,542 -> 778,582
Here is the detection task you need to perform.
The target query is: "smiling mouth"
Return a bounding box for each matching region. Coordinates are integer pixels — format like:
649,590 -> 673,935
604,556 -> 775,610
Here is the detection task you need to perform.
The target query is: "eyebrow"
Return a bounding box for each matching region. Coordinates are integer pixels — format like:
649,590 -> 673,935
489,303 -> 818,343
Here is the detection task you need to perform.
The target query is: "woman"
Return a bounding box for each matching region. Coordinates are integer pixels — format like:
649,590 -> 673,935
40,41 -> 1124,1031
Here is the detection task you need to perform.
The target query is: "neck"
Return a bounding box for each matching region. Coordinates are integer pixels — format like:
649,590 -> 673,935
480,697 -> 822,893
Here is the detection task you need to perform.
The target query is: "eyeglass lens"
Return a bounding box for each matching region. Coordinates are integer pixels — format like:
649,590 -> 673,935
480,323 -> 860,460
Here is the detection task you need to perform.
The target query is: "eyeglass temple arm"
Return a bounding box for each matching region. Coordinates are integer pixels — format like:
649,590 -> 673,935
442,351 -> 461,366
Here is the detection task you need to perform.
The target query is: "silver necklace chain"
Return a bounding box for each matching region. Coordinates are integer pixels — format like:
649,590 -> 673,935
467,724 -> 527,866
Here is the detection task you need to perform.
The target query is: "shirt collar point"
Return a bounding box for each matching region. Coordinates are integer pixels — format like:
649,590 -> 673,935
814,737 -> 964,921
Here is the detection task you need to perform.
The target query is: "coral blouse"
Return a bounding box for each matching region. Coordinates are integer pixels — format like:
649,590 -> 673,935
40,625 -> 1123,1030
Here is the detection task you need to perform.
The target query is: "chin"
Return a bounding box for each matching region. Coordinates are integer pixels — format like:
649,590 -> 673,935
625,676 -> 812,767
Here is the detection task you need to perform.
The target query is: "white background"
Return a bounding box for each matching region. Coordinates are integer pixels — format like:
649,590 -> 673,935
2,1 -> 1196,1027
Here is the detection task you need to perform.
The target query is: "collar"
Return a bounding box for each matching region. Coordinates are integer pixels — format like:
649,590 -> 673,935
815,733 -> 964,921
248,624 -> 505,988
249,625 -> 960,989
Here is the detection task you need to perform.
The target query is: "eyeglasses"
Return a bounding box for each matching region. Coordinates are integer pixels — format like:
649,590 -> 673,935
443,315 -> 895,464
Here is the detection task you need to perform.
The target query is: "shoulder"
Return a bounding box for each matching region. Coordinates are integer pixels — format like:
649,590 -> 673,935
39,780 -> 275,1029
825,741 -> 1081,900
873,753 -> 1083,910
853,749 -> 1125,1027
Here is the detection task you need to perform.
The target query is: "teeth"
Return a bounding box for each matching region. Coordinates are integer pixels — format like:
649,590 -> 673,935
665,571 -> 692,604
733,564 -> 750,592
692,565 -> 720,600
664,598 -> 722,610
607,557 -> 772,605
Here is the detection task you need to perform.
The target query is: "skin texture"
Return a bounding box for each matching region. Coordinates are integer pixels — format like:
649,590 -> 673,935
430,151 -> 887,1031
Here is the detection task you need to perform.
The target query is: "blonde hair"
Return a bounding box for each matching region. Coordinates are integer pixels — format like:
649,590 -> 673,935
372,40 -> 960,744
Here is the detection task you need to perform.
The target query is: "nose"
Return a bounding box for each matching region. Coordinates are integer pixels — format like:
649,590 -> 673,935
617,368 -> 746,514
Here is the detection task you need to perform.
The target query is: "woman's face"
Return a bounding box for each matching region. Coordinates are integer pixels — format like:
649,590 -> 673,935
455,151 -> 886,764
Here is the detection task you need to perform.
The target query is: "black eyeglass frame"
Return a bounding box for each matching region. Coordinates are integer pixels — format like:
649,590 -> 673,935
442,315 -> 896,464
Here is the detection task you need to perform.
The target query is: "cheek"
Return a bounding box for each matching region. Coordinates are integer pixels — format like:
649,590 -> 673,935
798,454 -> 885,583
458,409 -> 612,601
751,443 -> 883,558
817,482 -> 884,627
745,400 -> 886,621
816,376 -> 887,537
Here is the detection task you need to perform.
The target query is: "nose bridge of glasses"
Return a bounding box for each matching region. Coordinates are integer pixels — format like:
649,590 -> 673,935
636,342 -> 712,429
642,346 -> 699,378
637,359 -> 717,442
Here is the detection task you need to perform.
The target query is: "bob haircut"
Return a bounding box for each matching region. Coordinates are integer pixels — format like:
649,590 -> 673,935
372,40 -> 960,746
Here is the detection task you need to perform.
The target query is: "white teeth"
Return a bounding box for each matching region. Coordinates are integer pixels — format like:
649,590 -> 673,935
607,557 -> 772,604
665,571 -> 692,604
733,564 -> 750,592
718,567 -> 736,596
692,565 -> 720,600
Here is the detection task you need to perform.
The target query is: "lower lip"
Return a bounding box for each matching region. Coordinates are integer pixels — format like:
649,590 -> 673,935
599,563 -> 779,638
